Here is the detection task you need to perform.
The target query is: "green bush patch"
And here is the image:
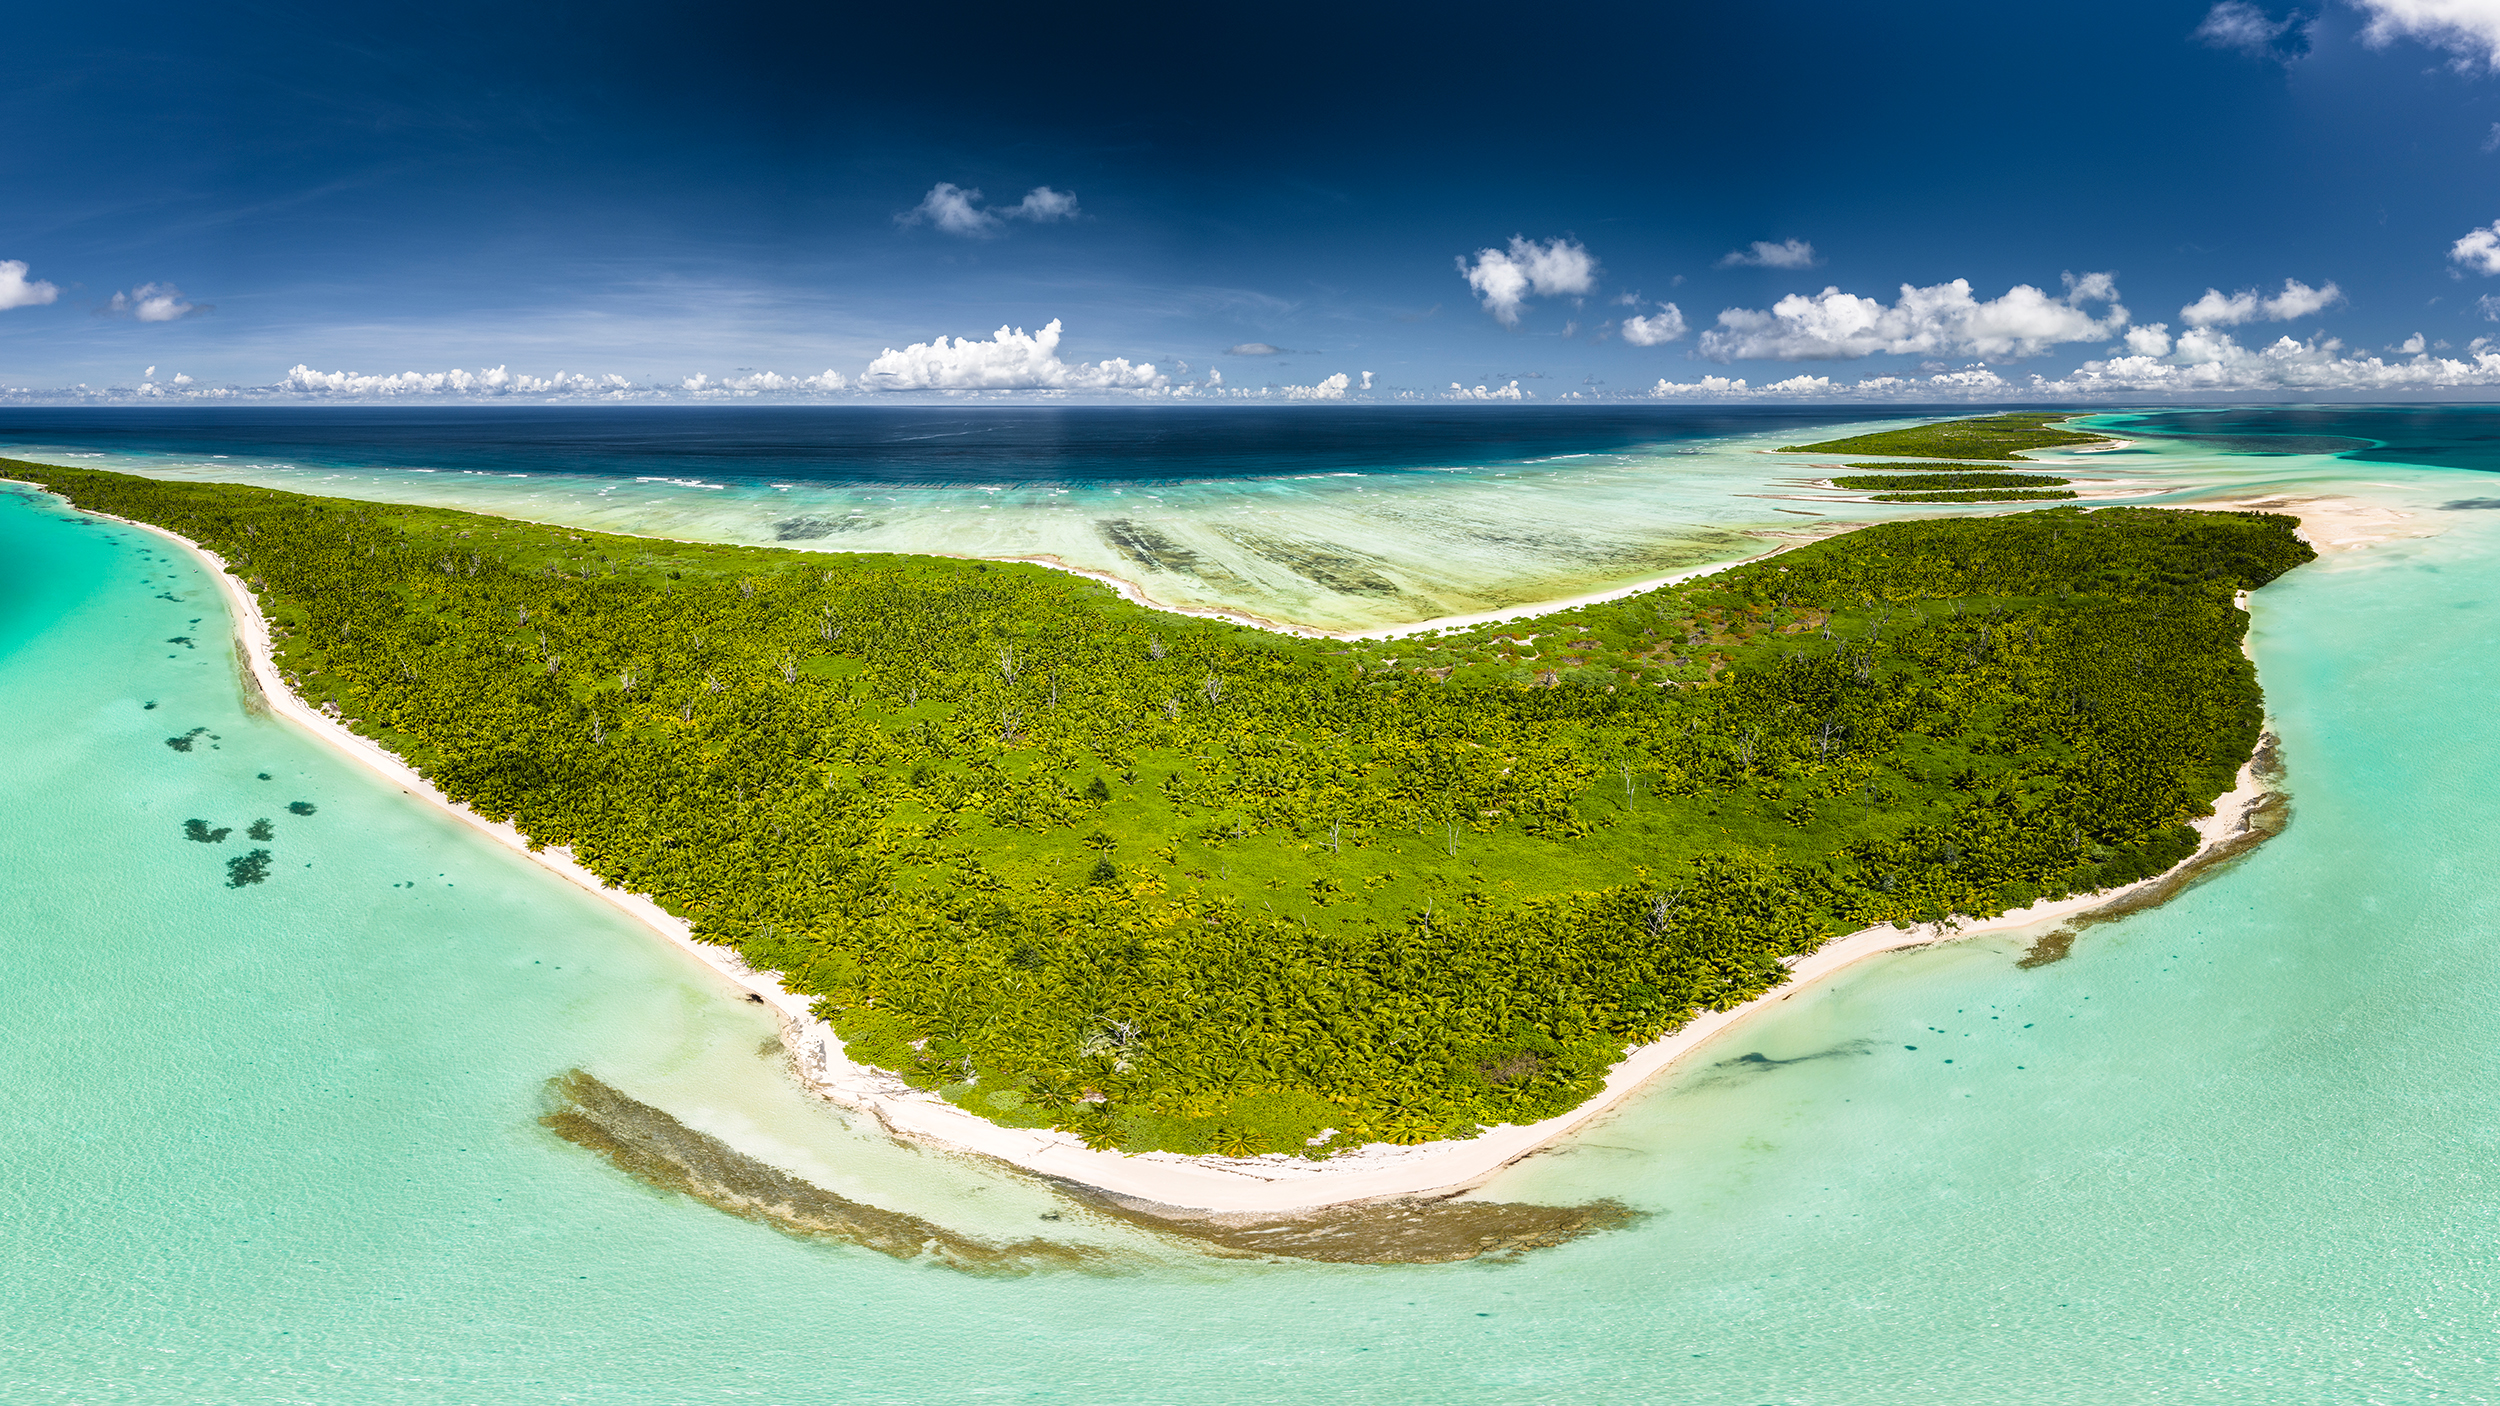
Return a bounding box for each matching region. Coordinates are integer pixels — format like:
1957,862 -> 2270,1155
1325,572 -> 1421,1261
1832,473 -> 2071,492
1871,489 -> 2081,504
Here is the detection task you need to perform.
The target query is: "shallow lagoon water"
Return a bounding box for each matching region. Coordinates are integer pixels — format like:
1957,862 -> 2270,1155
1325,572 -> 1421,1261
6,409 -> 2500,1401
4,405 -> 2218,632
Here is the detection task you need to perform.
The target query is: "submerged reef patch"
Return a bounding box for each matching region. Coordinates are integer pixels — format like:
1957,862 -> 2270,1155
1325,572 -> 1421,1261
224,849 -> 273,887
774,516 -> 874,541
541,1069 -> 1122,1275
1209,526 -> 1405,597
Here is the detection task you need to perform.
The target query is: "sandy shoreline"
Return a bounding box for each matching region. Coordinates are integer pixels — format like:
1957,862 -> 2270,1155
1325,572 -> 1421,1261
19,479 -> 2362,1215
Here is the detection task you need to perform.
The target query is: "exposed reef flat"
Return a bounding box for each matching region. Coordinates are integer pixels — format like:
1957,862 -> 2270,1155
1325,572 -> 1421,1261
544,1068 -> 1638,1267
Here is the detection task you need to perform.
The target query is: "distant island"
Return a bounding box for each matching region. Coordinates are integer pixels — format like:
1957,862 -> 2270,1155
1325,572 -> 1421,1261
8,419 -> 2311,1164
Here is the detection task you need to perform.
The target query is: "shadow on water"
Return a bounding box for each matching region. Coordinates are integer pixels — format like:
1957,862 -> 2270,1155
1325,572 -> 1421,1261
541,1070 -> 1640,1272
1677,1040 -> 1879,1090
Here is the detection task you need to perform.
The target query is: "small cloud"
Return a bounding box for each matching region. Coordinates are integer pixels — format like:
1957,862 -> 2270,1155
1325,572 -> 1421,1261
2124,323 -> 2174,357
1279,372 -> 1352,400
105,282 -> 207,322
1457,236 -> 1599,327
2478,293 -> 2500,320
2177,278 -> 2342,327
2355,0 -> 2500,69
173,372 -> 193,385
2194,2 -> 2303,59
2485,123 -> 2500,153
1007,186 -> 1079,223
898,183 -> 1081,237
2454,221 -> 2500,275
1359,371 -> 1374,391
2396,333 -> 2428,354
1613,290 -> 1643,306
1225,342 -> 1285,356
144,366 -> 156,378
1621,302 -> 1689,346
0,259 -> 62,311
1716,238 -> 1817,270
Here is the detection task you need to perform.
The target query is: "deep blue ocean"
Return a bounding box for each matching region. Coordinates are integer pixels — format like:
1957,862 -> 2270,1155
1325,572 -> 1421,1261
0,403 -> 1921,485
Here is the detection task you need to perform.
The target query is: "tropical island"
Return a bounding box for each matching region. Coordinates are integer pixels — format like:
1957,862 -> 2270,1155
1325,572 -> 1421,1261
7,416 -> 2313,1173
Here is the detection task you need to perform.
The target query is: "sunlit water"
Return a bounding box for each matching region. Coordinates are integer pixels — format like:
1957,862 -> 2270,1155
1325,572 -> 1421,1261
5,407 -> 2499,1402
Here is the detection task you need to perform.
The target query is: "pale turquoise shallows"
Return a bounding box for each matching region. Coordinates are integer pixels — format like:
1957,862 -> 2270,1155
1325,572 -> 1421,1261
6,433 -> 2500,1403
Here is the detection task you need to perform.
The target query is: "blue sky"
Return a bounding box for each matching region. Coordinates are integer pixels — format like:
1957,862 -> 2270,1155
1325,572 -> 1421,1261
9,0 -> 2500,402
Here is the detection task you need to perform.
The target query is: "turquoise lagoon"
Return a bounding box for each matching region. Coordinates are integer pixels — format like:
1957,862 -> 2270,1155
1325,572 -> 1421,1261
5,408 -> 2499,1403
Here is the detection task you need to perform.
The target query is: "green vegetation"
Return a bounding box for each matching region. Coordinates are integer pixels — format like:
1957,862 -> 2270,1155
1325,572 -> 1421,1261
1872,489 -> 2081,505
8,461 -> 2312,1156
1831,472 -> 2071,492
1781,412 -> 2111,460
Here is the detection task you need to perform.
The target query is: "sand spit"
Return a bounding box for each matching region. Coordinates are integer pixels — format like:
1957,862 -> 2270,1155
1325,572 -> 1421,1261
24,480 -> 2323,1217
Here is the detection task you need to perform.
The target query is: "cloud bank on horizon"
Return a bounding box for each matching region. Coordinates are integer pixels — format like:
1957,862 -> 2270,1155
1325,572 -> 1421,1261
8,0 -> 2500,404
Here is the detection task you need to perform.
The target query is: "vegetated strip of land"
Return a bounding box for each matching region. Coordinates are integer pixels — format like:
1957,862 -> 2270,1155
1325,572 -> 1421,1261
1782,412 -> 2113,460
10,460 -> 2311,1160
1871,489 -> 2081,504
1830,473 -> 2072,492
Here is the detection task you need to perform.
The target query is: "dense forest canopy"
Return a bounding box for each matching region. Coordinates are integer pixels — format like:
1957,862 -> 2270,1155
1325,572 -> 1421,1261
1781,412 -> 2114,461
8,459 -> 2312,1157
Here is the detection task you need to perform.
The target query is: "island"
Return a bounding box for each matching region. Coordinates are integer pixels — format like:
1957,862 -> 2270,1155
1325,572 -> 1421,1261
7,426 -> 2312,1187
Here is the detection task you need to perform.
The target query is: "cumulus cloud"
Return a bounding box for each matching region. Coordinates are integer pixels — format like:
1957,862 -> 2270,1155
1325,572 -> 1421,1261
2045,326 -> 2500,395
1359,371 -> 1374,391
1281,372 -> 1353,400
1458,236 -> 1599,327
2124,323 -> 2175,357
1620,302 -> 1689,346
1648,375 -> 1751,396
2354,0 -> 2500,67
1226,342 -> 1284,356
279,365 -> 636,396
1698,273 -> 2127,361
681,369 -> 850,395
107,282 -> 206,322
2194,1 -> 2301,55
0,259 -> 59,311
1716,238 -> 1818,270
2453,220 -> 2500,274
860,319 -> 1163,392
1446,380 -> 1530,400
2178,278 -> 2344,327
897,183 -> 1082,237
1008,186 -> 1079,222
